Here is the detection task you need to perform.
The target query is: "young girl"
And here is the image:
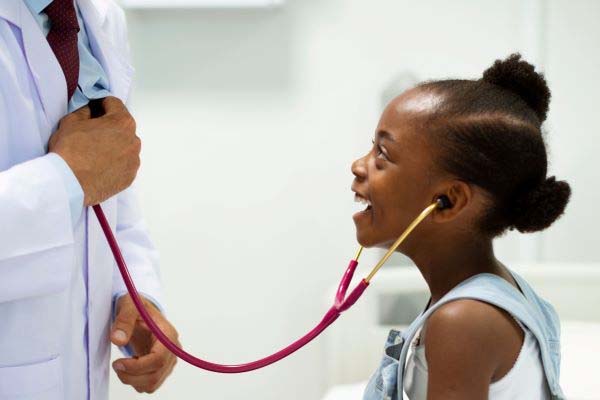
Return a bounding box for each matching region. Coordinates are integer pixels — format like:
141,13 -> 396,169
352,54 -> 570,400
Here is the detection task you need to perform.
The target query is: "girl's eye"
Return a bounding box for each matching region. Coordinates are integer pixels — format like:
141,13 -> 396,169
372,139 -> 388,160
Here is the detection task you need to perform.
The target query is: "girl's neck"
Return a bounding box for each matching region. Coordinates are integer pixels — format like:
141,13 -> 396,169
410,237 -> 502,304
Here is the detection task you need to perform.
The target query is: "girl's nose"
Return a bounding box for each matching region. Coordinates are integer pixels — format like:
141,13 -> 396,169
351,156 -> 367,181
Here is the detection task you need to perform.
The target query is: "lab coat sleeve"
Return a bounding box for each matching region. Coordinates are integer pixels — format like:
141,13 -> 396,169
111,183 -> 164,312
110,3 -> 164,331
0,111 -> 77,303
111,183 -> 165,363
45,153 -> 85,226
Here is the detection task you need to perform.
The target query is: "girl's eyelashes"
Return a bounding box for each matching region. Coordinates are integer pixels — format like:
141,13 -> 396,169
371,139 -> 389,161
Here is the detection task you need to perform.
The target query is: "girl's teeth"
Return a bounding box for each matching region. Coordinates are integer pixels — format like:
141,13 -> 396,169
354,194 -> 372,206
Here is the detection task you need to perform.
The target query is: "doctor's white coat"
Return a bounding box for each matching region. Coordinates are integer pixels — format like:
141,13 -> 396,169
0,1 -> 163,399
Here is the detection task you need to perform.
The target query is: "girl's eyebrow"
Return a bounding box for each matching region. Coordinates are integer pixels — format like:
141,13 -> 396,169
376,130 -> 396,143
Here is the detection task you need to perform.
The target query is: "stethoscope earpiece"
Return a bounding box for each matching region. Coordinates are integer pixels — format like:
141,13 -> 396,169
436,195 -> 452,210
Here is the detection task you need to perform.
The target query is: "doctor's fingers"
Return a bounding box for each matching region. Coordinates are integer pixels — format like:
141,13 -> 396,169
95,109 -> 137,139
114,356 -> 176,393
133,336 -> 178,378
113,345 -> 175,376
57,105 -> 92,129
99,96 -> 135,125
114,369 -> 168,394
114,356 -> 160,376
100,96 -> 126,114
111,306 -> 139,346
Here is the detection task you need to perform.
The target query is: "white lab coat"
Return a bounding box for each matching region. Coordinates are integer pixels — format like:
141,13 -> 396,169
0,1 -> 163,399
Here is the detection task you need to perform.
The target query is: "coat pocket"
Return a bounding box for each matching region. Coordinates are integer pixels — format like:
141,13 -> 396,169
0,355 -> 63,399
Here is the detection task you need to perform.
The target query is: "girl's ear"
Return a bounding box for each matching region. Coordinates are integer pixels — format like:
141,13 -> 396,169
431,180 -> 473,223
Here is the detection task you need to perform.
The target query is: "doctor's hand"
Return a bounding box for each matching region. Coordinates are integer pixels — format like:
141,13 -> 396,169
48,96 -> 141,206
110,294 -> 180,394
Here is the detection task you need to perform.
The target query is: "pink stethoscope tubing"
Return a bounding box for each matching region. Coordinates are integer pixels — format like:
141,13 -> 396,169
92,200 -> 440,373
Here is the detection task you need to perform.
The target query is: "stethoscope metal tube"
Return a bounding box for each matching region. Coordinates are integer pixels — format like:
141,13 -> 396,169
92,198 -> 444,373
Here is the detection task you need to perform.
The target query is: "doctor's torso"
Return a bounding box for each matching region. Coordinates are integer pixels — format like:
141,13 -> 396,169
0,1 -> 131,399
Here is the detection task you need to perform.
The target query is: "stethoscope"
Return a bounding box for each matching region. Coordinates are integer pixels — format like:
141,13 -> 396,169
92,195 -> 451,373
86,99 -> 452,373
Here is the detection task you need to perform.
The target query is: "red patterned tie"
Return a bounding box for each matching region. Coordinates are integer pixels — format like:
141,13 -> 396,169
44,0 -> 80,100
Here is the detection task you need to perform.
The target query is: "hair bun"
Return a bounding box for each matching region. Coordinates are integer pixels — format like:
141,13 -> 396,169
510,176 -> 571,233
482,53 -> 551,122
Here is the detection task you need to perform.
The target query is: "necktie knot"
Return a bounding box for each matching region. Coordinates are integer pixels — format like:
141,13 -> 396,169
44,0 -> 80,32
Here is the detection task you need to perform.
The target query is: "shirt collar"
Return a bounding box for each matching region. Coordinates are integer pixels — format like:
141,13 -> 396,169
24,0 -> 56,15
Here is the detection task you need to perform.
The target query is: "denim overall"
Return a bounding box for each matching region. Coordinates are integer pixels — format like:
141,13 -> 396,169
362,271 -> 565,400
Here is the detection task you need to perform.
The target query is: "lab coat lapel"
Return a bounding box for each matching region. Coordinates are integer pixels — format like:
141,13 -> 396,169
3,1 -> 69,132
0,2 -> 19,28
77,0 -> 133,102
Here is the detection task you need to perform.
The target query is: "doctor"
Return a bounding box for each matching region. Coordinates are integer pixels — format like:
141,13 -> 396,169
0,0 -> 180,398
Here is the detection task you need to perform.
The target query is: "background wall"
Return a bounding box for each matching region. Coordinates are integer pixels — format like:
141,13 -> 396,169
109,0 -> 600,399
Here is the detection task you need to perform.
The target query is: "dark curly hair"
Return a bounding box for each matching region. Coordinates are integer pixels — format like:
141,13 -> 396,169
419,53 -> 571,236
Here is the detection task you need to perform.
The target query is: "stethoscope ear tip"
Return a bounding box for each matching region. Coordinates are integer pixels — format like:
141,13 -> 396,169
436,195 -> 452,210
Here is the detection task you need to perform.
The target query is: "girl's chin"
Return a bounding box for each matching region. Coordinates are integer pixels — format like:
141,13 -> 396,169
355,229 -> 385,248
353,208 -> 397,248
355,226 -> 399,249
352,207 -> 374,240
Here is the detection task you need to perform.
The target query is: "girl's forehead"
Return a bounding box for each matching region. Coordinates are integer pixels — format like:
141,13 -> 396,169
377,90 -> 443,143
394,89 -> 444,114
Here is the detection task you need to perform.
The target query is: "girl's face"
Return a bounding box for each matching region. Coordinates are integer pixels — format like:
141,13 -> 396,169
351,90 -> 443,249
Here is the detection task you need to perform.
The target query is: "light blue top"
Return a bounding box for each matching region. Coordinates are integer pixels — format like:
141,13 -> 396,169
24,0 -> 111,226
362,270 -> 565,400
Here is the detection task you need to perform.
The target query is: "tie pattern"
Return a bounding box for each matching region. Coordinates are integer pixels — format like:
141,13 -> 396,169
44,0 -> 80,100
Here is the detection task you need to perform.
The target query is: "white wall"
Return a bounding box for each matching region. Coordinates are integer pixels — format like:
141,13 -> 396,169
542,0 -> 600,262
109,1 -> 600,399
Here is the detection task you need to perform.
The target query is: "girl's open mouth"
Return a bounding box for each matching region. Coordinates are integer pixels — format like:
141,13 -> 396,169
353,193 -> 373,220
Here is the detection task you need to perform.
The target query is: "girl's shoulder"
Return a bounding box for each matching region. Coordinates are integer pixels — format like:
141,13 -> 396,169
423,299 -> 524,381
